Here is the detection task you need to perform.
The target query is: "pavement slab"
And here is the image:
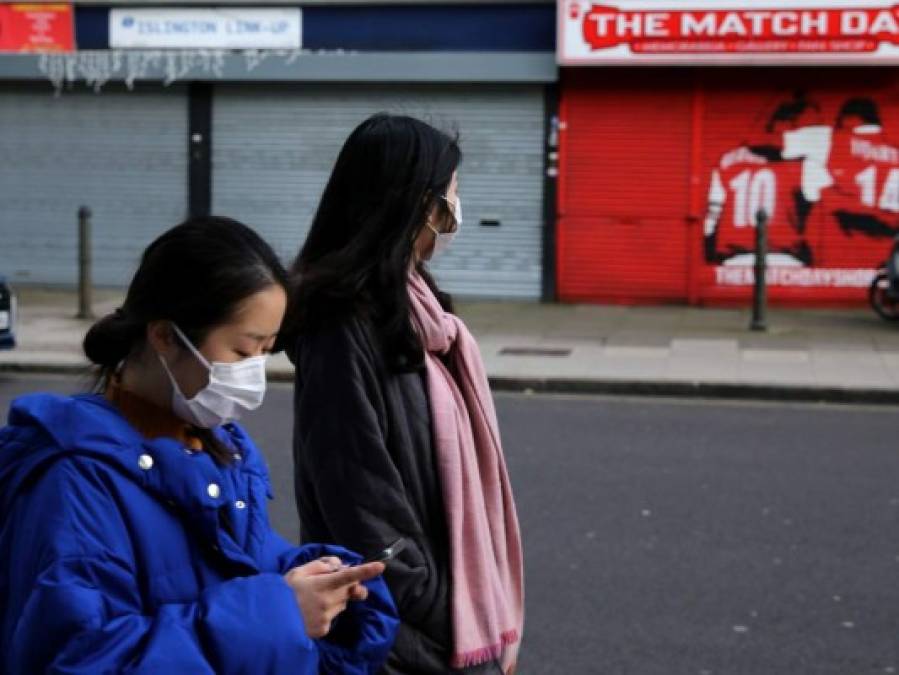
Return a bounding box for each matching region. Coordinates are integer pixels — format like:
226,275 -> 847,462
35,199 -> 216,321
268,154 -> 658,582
5,287 -> 899,403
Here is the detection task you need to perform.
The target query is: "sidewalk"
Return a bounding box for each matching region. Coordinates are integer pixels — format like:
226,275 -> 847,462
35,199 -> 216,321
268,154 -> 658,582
4,287 -> 899,403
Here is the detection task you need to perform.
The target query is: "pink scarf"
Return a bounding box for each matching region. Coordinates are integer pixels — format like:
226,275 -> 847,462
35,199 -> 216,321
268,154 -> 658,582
407,271 -> 524,672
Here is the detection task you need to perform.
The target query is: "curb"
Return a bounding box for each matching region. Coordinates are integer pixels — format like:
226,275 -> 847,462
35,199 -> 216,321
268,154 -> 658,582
0,362 -> 89,376
0,363 -> 305,380
487,377 -> 899,405
3,362 -> 899,406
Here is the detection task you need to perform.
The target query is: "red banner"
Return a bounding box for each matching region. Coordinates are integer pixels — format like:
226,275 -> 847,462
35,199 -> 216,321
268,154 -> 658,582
0,4 -> 74,53
576,4 -> 899,55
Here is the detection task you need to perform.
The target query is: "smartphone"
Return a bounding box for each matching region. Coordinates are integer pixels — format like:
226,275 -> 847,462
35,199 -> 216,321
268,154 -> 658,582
361,538 -> 406,564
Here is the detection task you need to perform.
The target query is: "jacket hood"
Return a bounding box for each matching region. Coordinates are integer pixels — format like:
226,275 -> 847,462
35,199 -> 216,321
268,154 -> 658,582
0,392 -> 270,517
0,393 -> 139,512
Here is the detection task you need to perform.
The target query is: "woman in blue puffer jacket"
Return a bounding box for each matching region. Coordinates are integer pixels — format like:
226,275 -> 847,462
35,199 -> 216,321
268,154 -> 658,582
0,216 -> 398,674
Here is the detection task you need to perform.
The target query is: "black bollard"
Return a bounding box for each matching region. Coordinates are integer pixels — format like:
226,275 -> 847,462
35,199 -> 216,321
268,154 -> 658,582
750,209 -> 768,332
77,206 -> 94,320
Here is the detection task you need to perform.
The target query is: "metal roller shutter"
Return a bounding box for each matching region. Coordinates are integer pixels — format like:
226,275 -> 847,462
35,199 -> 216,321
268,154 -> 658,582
0,83 -> 188,286
557,69 -> 693,303
212,84 -> 545,299
558,67 -> 899,307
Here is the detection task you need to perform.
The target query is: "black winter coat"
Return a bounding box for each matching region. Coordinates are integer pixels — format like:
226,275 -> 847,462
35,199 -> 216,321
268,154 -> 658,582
292,315 -> 502,675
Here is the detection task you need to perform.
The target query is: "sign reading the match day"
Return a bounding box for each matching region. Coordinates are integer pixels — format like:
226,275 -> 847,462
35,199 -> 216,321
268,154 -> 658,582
110,8 -> 302,50
0,4 -> 74,53
560,0 -> 899,64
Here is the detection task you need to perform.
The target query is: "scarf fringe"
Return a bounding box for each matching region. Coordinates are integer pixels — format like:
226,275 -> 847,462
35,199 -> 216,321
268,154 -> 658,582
450,630 -> 519,669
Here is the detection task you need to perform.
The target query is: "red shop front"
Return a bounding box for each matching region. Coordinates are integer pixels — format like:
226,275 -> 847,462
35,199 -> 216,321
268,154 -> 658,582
557,1 -> 899,306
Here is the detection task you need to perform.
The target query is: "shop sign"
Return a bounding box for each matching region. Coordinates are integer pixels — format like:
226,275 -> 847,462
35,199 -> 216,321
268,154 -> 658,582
110,8 -> 302,50
560,0 -> 899,64
0,4 -> 74,53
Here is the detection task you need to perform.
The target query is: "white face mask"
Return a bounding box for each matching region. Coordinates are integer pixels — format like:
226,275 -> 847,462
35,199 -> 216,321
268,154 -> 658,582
427,196 -> 462,258
158,324 -> 267,428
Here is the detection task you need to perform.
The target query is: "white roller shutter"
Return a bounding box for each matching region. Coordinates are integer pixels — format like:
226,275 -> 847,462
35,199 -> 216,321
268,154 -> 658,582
0,83 -> 188,286
212,83 -> 544,299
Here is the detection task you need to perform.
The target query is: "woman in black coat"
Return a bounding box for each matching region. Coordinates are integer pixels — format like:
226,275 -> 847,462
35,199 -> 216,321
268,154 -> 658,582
283,114 -> 524,674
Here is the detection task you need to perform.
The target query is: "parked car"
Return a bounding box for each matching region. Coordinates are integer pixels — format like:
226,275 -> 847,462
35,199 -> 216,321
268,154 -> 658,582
0,277 -> 16,349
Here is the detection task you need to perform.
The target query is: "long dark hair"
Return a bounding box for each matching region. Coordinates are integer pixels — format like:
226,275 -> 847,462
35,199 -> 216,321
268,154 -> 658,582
83,216 -> 288,464
282,113 -> 461,371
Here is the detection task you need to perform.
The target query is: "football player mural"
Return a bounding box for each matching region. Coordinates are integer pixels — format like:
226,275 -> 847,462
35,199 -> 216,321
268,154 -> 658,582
704,90 -> 899,294
704,92 -> 831,267
820,97 -> 899,268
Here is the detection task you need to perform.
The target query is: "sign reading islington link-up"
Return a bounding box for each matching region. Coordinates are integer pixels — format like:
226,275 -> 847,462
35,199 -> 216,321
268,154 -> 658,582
110,8 -> 301,50
559,0 -> 899,64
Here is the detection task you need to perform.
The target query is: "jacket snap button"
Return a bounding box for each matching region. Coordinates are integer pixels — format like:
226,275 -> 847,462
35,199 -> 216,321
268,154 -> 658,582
207,483 -> 221,499
138,454 -> 154,471
235,500 -> 246,509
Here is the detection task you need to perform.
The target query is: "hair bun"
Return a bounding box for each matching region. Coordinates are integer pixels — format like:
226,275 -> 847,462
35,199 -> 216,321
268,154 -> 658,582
83,310 -> 141,369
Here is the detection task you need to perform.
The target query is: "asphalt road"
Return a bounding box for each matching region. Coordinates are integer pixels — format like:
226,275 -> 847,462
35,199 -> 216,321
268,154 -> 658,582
1,374 -> 897,674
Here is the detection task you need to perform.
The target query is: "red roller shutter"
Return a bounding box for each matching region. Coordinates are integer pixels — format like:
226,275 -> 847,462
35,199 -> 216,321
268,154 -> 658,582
697,68 -> 899,306
558,66 -> 899,307
557,69 -> 694,303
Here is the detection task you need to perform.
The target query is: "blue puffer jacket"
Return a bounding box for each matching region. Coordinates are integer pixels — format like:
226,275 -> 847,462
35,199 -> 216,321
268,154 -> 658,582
0,393 -> 399,674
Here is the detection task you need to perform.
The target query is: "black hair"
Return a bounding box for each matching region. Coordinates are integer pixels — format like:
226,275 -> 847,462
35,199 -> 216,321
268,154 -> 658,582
282,113 -> 461,371
766,91 -> 821,133
83,215 -> 288,464
836,97 -> 882,129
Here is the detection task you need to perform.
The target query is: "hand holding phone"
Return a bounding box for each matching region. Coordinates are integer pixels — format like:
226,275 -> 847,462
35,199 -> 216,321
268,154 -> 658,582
284,559 -> 384,637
